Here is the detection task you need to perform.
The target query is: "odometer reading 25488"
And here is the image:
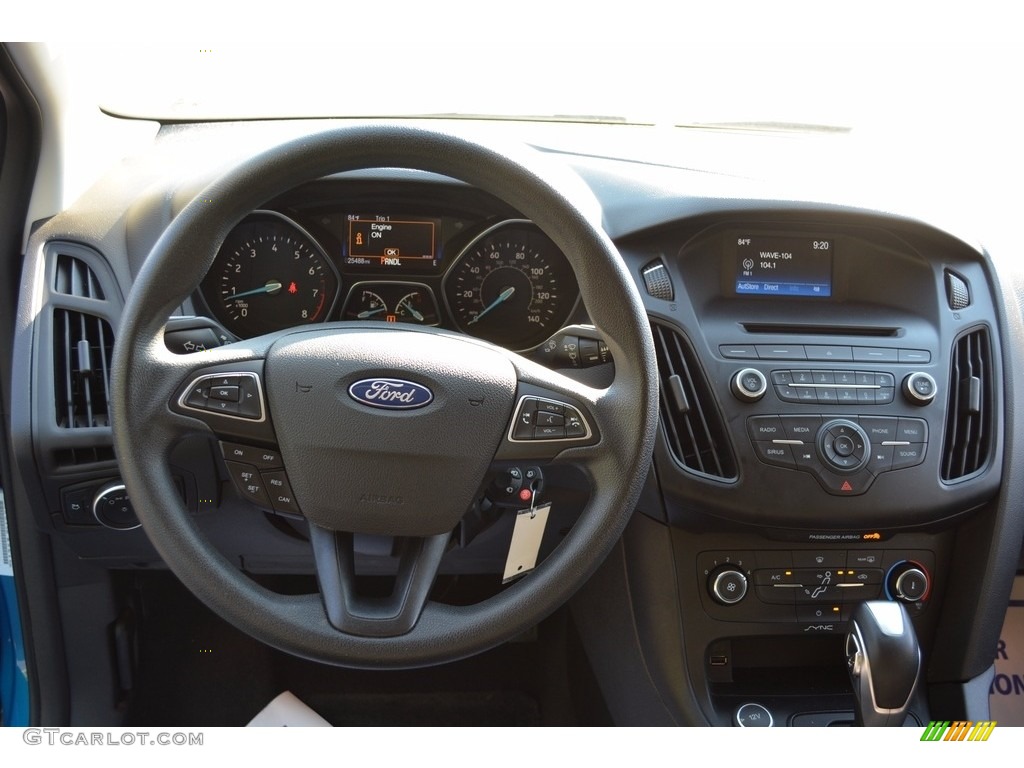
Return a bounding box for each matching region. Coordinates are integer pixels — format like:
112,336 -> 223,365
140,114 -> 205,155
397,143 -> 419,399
443,221 -> 578,349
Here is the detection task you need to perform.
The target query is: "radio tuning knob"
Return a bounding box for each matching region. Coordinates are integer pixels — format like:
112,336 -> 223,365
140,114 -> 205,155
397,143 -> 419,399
902,372 -> 937,405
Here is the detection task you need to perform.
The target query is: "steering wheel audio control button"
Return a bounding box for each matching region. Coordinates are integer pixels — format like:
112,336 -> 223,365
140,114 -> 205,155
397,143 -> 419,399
508,396 -> 591,442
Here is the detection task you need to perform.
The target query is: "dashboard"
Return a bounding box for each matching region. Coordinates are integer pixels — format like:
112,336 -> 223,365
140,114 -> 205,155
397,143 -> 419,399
7,117 -> 1022,727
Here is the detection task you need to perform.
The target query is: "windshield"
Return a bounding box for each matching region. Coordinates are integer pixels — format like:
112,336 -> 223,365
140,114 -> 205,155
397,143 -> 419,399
52,38 -> 1013,136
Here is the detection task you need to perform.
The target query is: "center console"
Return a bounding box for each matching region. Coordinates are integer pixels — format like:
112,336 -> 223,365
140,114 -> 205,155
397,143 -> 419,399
581,213 -> 1007,726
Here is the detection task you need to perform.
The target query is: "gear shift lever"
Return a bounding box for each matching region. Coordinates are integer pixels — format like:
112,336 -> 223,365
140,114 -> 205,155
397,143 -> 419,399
846,600 -> 921,726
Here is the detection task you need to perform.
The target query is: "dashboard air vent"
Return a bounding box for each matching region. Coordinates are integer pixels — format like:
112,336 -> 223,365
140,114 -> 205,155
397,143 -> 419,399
53,252 -> 106,300
651,322 -> 737,480
941,327 -> 993,481
53,309 -> 114,428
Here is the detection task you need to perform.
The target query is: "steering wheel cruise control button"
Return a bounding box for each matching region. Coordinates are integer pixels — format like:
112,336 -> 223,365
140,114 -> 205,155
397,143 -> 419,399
219,441 -> 283,470
261,470 -> 301,516
225,460 -> 271,507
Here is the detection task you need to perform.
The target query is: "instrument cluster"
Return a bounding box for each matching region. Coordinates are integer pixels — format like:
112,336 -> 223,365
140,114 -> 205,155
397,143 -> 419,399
197,208 -> 580,351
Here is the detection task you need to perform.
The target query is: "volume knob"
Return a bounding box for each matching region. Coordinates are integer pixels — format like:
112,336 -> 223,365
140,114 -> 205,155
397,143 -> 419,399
731,368 -> 767,403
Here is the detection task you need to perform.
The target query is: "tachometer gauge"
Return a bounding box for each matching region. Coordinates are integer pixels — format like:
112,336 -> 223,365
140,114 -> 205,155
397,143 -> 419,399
443,221 -> 579,349
200,211 -> 340,338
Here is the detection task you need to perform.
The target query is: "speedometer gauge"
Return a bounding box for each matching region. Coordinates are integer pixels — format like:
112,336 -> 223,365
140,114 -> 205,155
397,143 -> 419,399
200,211 -> 340,338
443,221 -> 578,349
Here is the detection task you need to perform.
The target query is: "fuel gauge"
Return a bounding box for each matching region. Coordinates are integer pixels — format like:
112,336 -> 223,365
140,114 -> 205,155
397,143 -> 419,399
345,288 -> 389,321
342,282 -> 440,325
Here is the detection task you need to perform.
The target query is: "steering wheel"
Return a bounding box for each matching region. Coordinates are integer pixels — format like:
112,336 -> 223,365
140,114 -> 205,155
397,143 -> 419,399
110,125 -> 658,668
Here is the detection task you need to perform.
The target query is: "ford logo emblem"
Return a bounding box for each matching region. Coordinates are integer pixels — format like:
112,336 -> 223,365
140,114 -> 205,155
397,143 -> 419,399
348,378 -> 434,410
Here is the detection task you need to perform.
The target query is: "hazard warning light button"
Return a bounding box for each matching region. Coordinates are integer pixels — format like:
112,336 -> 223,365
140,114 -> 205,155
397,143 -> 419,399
812,468 -> 875,496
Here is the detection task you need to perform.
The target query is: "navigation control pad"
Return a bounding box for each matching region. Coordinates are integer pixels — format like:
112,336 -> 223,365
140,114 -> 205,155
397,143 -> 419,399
748,415 -> 928,495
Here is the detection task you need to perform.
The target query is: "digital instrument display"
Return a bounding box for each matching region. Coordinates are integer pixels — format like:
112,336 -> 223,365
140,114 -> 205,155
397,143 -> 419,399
345,215 -> 440,271
734,235 -> 833,297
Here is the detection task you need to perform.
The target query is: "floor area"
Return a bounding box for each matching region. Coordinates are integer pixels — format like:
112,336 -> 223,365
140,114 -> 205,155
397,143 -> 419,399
989,575 -> 1024,726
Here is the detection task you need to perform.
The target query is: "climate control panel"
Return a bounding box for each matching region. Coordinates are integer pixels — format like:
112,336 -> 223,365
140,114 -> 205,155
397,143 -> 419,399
698,549 -> 934,630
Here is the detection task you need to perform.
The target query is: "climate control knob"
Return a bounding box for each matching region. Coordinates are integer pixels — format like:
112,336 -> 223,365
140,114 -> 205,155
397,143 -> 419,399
709,566 -> 749,605
887,562 -> 930,603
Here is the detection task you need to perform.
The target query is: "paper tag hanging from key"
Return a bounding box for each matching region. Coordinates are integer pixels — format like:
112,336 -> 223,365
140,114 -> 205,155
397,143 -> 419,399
502,495 -> 551,584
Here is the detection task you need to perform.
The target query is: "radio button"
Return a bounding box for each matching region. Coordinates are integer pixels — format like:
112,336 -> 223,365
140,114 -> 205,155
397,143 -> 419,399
836,387 -> 858,403
891,444 -> 926,470
858,416 -> 898,441
756,344 -> 806,360
896,418 -> 928,442
805,345 -> 853,362
754,441 -> 795,467
780,415 -> 820,440
853,347 -> 898,363
866,444 -> 894,474
817,388 -> 838,403
775,385 -> 800,402
747,416 -> 786,441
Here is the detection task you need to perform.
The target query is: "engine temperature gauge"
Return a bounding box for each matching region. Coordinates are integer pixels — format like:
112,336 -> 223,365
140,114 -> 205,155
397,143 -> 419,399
341,282 -> 440,325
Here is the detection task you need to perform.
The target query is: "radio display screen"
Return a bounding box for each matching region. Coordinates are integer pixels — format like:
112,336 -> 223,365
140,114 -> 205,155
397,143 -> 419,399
734,235 -> 833,297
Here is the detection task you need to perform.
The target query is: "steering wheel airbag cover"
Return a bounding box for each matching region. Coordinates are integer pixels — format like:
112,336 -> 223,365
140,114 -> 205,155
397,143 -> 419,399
265,326 -> 516,536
